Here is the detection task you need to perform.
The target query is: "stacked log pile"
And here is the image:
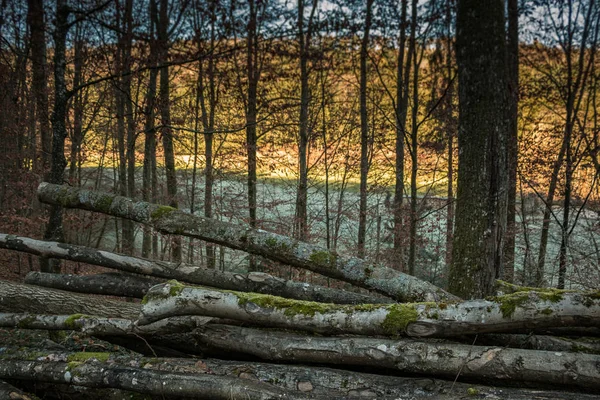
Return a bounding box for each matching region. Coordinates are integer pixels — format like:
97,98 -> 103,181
0,182 -> 598,399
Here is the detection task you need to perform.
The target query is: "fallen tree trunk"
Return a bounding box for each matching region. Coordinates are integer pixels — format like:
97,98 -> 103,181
1,346 -> 597,399
0,279 -> 139,319
37,182 -> 458,303
191,324 -> 600,390
139,281 -> 600,337
0,313 -> 212,337
0,379 -> 39,400
475,333 -> 600,354
0,233 -> 390,304
25,272 -> 159,298
0,360 -> 303,400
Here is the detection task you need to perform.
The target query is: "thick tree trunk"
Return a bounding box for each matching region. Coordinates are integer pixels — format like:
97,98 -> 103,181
450,0 -> 508,298
140,282 -> 600,337
24,271 -> 159,298
38,183 -> 457,302
0,233 -> 391,304
0,279 -> 139,319
191,324 -> 600,390
475,333 -> 600,354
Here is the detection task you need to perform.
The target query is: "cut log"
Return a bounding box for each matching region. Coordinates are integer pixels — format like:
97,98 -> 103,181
0,380 -> 40,400
1,346 -> 597,399
37,182 -> 458,302
139,281 -> 600,337
0,233 -> 391,304
25,271 -> 160,298
0,313 -> 212,337
191,324 -> 600,390
0,279 -> 139,319
0,360 -> 304,400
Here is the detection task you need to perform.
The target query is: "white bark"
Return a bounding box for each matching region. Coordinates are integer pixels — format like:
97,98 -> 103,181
140,282 -> 600,337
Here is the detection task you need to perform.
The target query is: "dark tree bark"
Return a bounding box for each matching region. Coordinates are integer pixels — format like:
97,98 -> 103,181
27,0 -> 51,175
40,0 -> 70,274
357,0 -> 374,259
503,0 -> 519,283
450,0 -> 508,298
142,0 -> 160,259
158,0 -> 181,262
294,0 -> 318,242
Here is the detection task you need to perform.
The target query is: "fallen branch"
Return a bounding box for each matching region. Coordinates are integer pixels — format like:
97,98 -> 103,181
0,233 -> 390,304
37,182 -> 458,302
0,279 -> 139,319
191,324 -> 600,390
25,272 -> 160,298
139,281 -> 600,337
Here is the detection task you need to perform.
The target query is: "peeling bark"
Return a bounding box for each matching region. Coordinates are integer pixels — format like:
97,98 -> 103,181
0,233 -> 390,304
140,282 -> 600,337
37,183 -> 458,302
0,279 -> 139,319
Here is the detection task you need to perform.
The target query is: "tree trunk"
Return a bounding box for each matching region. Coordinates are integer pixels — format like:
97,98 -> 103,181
27,0 -> 51,175
0,279 -> 139,319
450,0 -> 508,299
24,271 -> 160,298
158,0 -> 180,262
38,183 -> 459,302
357,0 -> 374,259
0,361 -> 300,400
503,0 -> 519,283
192,324 -> 600,390
40,0 -> 70,274
140,281 -> 600,337
142,0 -> 159,259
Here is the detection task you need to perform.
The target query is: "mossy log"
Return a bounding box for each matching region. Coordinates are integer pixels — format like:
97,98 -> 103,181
0,312 -> 212,336
0,379 -> 40,400
1,347 -> 597,399
140,282 -> 600,337
0,279 -> 139,319
0,360 -> 302,400
0,233 -> 391,304
191,324 -> 600,390
37,182 -> 458,303
24,271 -> 160,298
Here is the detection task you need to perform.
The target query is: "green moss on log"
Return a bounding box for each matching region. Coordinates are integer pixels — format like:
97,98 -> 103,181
142,280 -> 184,304
151,205 -> 176,220
494,290 -> 564,318
64,314 -> 92,329
236,292 -> 341,317
309,250 -> 337,268
381,304 -> 418,335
